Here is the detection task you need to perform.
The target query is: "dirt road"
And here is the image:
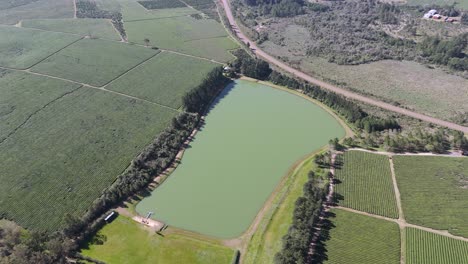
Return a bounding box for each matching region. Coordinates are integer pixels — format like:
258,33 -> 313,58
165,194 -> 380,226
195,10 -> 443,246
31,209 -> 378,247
220,0 -> 468,133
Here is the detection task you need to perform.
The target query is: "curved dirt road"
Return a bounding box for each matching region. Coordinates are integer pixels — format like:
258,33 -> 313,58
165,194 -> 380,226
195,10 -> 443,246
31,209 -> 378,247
220,0 -> 468,133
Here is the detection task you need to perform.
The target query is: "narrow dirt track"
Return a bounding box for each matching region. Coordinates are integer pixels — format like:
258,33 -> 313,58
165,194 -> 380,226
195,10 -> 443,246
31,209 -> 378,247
220,0 -> 468,133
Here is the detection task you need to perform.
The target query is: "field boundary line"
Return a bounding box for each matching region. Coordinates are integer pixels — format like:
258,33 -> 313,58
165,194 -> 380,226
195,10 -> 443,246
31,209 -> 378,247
25,37 -> 84,70
0,66 -> 179,111
0,85 -> 83,145
182,35 -> 230,43
333,207 -> 468,243
163,49 -> 224,65
73,0 -> 77,19
389,155 -> 405,264
99,51 -> 162,88
1,25 -> 224,65
348,148 -> 465,158
123,14 -> 197,23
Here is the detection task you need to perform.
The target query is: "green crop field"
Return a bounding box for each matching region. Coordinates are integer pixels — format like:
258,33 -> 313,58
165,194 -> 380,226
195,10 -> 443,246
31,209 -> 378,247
22,18 -> 121,40
81,215 -> 234,264
321,209 -> 400,264
406,228 -> 468,264
106,51 -> 218,108
125,15 -> 237,62
0,0 -> 73,25
0,69 -> 81,141
31,38 -> 158,86
0,87 -> 177,231
394,156 -> 468,237
0,26 -> 81,69
334,151 -> 399,218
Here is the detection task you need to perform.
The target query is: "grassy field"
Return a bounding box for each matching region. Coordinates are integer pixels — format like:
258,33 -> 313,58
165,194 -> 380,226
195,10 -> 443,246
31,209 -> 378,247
0,26 -> 81,69
106,51 -> 218,108
405,228 -> 468,264
0,0 -> 73,25
244,155 -> 323,264
136,80 -> 345,238
260,34 -> 468,122
125,15 -> 237,62
81,215 -> 234,264
22,18 -> 121,40
394,156 -> 468,237
31,38 -> 158,86
334,151 -> 399,218
0,87 -> 177,231
320,209 -> 400,264
406,0 -> 468,10
0,69 -> 81,141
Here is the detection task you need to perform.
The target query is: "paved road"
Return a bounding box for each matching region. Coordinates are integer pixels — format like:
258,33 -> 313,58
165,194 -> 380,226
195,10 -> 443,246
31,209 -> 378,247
220,0 -> 468,133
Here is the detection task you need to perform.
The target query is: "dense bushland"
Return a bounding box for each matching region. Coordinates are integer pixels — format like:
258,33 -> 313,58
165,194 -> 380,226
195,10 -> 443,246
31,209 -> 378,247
76,0 -> 126,39
0,221 -> 74,264
244,0 -> 305,17
183,66 -> 230,113
419,33 -> 468,71
138,0 -> 186,9
274,170 -> 328,263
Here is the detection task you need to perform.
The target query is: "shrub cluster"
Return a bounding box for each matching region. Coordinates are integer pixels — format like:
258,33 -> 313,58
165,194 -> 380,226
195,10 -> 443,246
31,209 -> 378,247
76,0 -> 126,39
183,66 -> 230,113
138,0 -> 186,10
274,171 -> 327,264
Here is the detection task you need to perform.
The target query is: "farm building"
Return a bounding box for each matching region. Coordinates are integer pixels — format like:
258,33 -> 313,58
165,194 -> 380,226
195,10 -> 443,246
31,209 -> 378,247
423,9 -> 438,18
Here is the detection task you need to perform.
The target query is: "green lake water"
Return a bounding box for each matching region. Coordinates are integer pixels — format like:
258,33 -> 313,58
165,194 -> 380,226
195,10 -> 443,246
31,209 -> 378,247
136,79 -> 345,238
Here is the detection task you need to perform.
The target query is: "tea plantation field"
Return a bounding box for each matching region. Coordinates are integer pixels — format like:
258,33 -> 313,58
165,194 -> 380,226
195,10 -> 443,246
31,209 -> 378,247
0,88 -> 177,231
22,18 -> 121,40
0,0 -> 237,234
0,69 -> 81,142
106,51 -> 218,108
394,156 -> 468,237
334,151 -> 399,218
320,209 -> 400,264
0,26 -> 81,69
31,38 -> 158,86
406,228 -> 468,264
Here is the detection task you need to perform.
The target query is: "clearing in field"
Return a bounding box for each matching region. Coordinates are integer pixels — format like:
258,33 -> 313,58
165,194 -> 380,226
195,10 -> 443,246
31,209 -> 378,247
136,80 -> 345,238
0,0 -> 73,25
394,155 -> 468,237
0,87 -> 177,231
124,15 -> 237,62
31,38 -> 158,86
334,150 -> 399,218
405,227 -> 468,264
317,209 -> 400,264
22,18 -> 121,41
106,51 -> 218,108
81,215 -> 235,263
0,69 -> 80,142
0,26 -> 81,69
119,0 -> 197,22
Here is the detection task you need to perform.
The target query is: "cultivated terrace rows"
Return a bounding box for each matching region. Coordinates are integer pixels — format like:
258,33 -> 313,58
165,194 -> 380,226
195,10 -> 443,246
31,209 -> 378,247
321,149 -> 468,264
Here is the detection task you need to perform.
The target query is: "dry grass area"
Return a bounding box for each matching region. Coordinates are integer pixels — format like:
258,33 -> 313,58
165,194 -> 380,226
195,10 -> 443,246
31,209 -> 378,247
261,39 -> 468,122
